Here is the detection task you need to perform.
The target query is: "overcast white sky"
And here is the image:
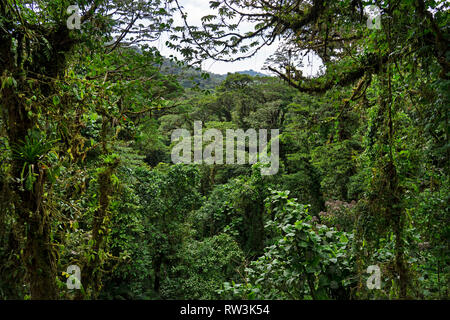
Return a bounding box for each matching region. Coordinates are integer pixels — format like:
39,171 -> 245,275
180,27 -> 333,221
156,0 -> 322,76
155,0 -> 277,75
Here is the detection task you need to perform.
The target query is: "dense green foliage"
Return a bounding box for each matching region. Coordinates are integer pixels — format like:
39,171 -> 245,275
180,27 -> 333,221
0,0 -> 448,300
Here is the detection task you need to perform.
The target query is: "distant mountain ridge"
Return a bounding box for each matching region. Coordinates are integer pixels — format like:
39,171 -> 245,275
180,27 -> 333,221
160,58 -> 271,89
235,69 -> 269,77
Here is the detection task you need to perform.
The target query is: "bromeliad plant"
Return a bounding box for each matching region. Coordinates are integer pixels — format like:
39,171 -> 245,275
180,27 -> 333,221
11,129 -> 59,191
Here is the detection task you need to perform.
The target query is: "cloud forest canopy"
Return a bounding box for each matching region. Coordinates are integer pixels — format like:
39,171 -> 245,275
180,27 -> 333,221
0,0 -> 448,301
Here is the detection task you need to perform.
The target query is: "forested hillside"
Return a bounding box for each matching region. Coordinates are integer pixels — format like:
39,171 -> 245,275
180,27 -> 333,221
0,0 -> 448,300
